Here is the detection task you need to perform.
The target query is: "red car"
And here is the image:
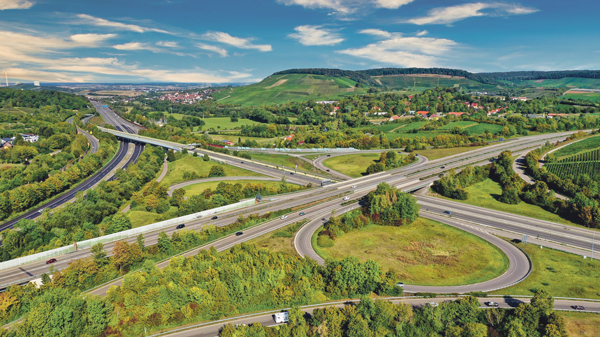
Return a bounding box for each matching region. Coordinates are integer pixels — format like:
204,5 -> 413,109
46,258 -> 57,264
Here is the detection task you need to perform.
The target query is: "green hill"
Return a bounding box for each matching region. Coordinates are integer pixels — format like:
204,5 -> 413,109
211,73 -> 368,106
374,74 -> 501,92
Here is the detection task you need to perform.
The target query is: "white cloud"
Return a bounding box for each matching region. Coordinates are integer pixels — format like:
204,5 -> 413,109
288,25 -> 344,46
202,31 -> 272,52
359,28 -> 392,38
373,0 -> 414,9
0,30 -> 247,83
196,43 -> 228,57
0,0 -> 33,10
277,0 -> 414,15
338,29 -> 457,67
416,30 -> 428,36
113,42 -> 161,52
156,41 -> 179,48
75,14 -> 171,34
406,2 -> 538,25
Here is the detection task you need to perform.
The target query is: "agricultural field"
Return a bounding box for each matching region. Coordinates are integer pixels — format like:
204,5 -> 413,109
563,92 -> 600,102
160,155 -> 264,187
374,74 -> 499,92
437,121 -> 479,130
553,135 -> 600,158
211,73 -> 368,106
315,220 -> 508,286
521,77 -> 600,89
546,162 -> 600,179
464,123 -> 505,134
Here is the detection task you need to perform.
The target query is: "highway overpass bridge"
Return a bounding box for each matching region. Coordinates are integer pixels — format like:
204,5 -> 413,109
97,126 -> 192,151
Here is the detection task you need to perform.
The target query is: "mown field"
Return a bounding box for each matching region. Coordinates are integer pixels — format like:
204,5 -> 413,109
415,145 -> 486,160
316,220 -> 508,286
160,155 -> 263,187
208,134 -> 276,145
211,74 -> 368,106
322,153 -> 384,177
490,242 -> 600,299
563,92 -> 600,102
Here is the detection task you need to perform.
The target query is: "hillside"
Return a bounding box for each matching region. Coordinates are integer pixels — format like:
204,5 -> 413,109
210,68 -> 600,107
210,73 -> 368,106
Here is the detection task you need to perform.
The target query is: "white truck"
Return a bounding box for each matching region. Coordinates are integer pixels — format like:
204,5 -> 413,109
273,312 -> 289,323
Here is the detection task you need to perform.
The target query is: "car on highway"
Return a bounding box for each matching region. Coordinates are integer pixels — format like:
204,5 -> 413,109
290,172 -> 294,175
281,215 -> 288,220
443,210 -> 452,215
326,169 -> 330,172
211,216 -> 218,220
343,196 -> 350,201
274,312 -> 289,323
572,305 -> 585,310
176,224 -> 185,229
486,301 -> 499,307
299,212 -> 305,216
322,218 -> 327,221
428,302 -> 439,308
441,166 -> 445,169
38,208 -> 46,213
46,258 -> 57,264
395,282 -> 404,288
351,185 -> 357,188
241,161 -> 244,164
327,154 -> 331,157
235,232 -> 243,236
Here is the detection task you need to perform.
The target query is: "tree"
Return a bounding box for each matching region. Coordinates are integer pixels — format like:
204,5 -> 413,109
203,153 -> 210,161
112,241 -> 143,272
192,151 -> 198,157
166,150 -> 176,162
157,231 -> 173,255
182,148 -> 188,155
136,234 -> 145,252
105,213 -> 132,234
208,165 -> 225,177
91,243 -> 107,264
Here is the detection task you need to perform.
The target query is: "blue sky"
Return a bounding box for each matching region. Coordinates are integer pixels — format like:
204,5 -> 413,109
0,0 -> 598,83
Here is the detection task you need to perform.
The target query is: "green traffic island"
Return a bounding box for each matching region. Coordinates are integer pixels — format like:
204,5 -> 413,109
312,183 -> 509,287
322,150 -> 417,178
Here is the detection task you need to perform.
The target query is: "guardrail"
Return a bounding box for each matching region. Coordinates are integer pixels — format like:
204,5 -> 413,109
0,199 -> 256,271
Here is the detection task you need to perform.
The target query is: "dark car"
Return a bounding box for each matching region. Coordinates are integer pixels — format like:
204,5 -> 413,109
235,231 -> 243,236
572,305 -> 585,310
443,210 -> 452,215
299,212 -> 305,216
46,258 -> 57,264
327,154 -> 331,157
326,169 -> 330,172
241,161 -> 244,164
441,166 -> 445,169
176,224 -> 185,229
211,216 -> 218,220
290,172 -> 294,175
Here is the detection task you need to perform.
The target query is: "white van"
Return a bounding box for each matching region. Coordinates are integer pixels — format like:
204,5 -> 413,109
273,312 -> 289,323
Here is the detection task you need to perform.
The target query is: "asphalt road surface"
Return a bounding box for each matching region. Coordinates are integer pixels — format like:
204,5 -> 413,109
151,297 -> 600,337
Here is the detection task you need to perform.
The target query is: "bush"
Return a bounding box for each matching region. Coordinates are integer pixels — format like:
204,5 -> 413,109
317,235 -> 334,248
208,165 -> 225,177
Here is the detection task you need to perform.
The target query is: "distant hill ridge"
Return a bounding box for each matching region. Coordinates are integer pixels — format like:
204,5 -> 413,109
273,68 -> 600,86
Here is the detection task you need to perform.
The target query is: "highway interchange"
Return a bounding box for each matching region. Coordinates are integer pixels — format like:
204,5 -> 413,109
1,105 -> 599,332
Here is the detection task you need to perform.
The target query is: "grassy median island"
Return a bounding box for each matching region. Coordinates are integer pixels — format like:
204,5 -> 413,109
434,178 -> 581,227
182,179 -> 303,196
562,312 -> 600,336
315,218 -> 509,286
250,152 -> 321,174
414,145 -> 486,160
245,220 -> 306,256
160,154 -> 264,187
491,242 -> 600,299
322,152 -> 414,178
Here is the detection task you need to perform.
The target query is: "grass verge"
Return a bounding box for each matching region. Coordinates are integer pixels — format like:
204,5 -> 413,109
415,146 -> 486,160
250,153 -> 321,174
433,178 -> 582,228
322,153 -> 387,178
160,155 -> 264,187
562,312 -> 600,336
316,218 -> 509,286
245,220 -> 307,256
490,242 -> 600,299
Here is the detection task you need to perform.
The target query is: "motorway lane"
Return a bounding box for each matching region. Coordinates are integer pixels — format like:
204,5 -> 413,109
0,140 -> 129,232
417,196 -> 599,254
294,201 -> 531,294
150,298 -> 600,337
1,130 -> 594,287
67,116 -> 100,155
